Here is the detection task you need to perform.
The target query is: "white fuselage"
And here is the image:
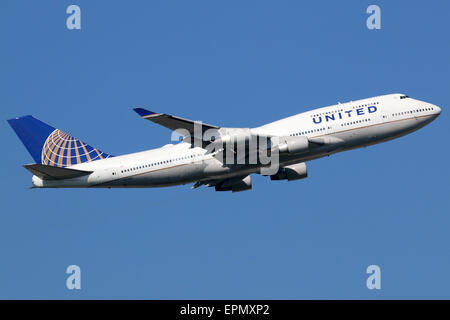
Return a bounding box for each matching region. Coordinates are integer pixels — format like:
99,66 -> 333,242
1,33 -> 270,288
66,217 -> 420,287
31,93 -> 441,188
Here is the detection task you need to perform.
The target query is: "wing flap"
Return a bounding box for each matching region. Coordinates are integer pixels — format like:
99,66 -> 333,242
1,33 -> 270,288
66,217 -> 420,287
24,164 -> 93,180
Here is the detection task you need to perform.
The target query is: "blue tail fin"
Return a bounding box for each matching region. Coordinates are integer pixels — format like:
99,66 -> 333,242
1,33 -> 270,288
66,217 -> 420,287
7,115 -> 112,167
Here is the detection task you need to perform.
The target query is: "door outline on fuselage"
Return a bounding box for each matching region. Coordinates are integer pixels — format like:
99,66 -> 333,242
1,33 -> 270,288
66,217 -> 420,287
110,167 -> 117,178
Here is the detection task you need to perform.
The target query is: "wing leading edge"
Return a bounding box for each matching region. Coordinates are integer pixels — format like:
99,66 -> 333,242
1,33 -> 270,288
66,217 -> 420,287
133,107 -> 219,135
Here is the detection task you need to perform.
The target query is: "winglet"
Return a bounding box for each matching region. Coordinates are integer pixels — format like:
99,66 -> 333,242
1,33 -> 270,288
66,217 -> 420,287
133,107 -> 157,117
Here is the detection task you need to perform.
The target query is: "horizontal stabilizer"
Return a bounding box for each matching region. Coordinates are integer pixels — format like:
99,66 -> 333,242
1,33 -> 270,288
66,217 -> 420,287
24,164 -> 93,180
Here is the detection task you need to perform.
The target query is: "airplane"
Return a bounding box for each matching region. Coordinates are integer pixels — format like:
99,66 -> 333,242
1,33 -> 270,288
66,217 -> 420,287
7,93 -> 441,192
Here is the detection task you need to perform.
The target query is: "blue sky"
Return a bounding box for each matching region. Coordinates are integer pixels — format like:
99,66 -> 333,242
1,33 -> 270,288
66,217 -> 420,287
1,0 -> 449,299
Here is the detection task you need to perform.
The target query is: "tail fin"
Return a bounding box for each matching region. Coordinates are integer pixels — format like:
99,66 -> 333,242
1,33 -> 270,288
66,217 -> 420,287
7,115 -> 112,167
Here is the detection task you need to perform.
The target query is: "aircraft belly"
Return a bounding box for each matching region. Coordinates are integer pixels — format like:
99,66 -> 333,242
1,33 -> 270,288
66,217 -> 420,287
334,117 -> 427,150
283,116 -> 433,164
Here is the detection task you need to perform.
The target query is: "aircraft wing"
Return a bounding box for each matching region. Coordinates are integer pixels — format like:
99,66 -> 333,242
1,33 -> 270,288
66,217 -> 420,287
133,108 -> 219,135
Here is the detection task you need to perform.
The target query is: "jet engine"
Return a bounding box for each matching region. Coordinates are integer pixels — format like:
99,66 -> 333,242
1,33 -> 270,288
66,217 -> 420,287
274,136 -> 309,155
270,162 -> 308,181
215,175 -> 252,192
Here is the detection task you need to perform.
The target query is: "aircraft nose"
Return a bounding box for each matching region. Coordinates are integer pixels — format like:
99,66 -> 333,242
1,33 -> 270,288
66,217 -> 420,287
435,105 -> 442,115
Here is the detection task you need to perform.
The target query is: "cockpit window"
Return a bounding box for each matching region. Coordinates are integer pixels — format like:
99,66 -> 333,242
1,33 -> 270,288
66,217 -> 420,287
400,95 -> 409,99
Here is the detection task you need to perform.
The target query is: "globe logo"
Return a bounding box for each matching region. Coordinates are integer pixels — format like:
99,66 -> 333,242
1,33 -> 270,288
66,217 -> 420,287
41,129 -> 110,167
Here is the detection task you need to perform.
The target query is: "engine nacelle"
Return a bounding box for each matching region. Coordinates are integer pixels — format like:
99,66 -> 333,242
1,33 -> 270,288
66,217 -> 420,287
275,136 -> 309,155
215,175 -> 252,192
270,162 -> 308,181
